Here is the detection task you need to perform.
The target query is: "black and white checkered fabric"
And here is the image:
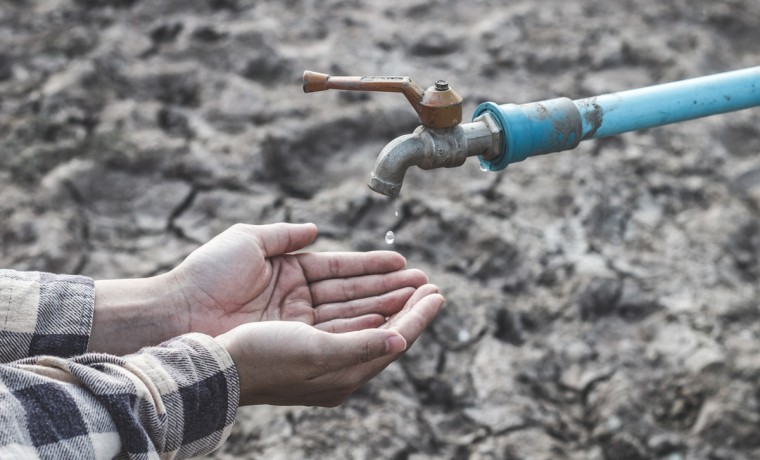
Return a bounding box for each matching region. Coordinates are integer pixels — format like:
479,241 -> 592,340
0,270 -> 94,363
0,270 -> 240,459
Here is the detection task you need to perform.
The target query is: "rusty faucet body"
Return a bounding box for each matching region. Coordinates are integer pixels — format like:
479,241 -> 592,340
303,67 -> 760,197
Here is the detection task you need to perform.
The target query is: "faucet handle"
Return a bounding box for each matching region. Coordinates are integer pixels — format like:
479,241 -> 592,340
302,70 -> 463,129
303,71 -> 420,95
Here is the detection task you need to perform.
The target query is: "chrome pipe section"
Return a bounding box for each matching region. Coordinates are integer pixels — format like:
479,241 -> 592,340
368,113 -> 503,197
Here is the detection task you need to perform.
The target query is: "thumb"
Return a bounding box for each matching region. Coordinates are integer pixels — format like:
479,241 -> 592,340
254,223 -> 318,256
323,329 -> 407,370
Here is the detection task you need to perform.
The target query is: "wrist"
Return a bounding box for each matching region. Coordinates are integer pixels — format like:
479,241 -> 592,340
89,274 -> 188,354
214,332 -> 249,405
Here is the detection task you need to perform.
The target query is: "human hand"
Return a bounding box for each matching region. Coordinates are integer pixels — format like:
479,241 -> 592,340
89,223 -> 427,355
169,223 -> 428,337
215,284 -> 444,407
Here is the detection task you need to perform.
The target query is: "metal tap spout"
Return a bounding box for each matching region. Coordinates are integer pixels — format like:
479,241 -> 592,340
368,114 -> 503,197
368,132 -> 427,197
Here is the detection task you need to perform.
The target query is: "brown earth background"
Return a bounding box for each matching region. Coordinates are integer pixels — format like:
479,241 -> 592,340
2,1 -> 760,459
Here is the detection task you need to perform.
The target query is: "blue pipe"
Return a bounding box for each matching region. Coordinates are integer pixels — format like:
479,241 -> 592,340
474,66 -> 760,171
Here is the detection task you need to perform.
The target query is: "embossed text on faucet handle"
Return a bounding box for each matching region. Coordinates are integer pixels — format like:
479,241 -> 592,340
302,70 -> 463,129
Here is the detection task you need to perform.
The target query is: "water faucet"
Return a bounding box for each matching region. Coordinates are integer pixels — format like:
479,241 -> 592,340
302,71 -> 503,197
365,116 -> 502,196
303,67 -> 760,197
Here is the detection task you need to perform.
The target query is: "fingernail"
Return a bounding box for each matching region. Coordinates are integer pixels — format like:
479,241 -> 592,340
385,334 -> 407,354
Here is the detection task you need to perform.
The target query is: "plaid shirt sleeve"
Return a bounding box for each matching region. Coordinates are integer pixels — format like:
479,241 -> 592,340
0,270 -> 240,459
0,269 -> 94,363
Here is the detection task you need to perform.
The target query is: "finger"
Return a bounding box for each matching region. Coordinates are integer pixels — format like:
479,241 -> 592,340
314,314 -> 386,333
250,223 -> 318,256
314,287 -> 416,323
343,293 -> 444,386
310,269 -> 427,305
388,293 -> 445,348
316,328 -> 407,371
382,284 -> 440,330
296,251 -> 406,282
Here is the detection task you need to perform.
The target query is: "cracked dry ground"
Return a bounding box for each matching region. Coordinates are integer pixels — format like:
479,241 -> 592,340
2,1 -> 760,459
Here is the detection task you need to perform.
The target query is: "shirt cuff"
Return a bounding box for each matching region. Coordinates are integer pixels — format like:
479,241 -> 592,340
125,333 -> 240,457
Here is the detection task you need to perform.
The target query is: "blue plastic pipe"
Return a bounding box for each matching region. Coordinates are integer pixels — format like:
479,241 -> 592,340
474,66 -> 760,171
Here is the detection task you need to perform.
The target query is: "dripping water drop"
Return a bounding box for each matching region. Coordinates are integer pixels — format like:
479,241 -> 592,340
480,164 -> 489,172
385,230 -> 395,244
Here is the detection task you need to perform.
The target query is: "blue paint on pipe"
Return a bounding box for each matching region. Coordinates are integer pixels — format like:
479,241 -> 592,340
475,66 -> 760,171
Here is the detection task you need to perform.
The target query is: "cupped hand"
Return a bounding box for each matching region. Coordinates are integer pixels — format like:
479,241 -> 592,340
170,223 -> 428,337
215,284 -> 444,407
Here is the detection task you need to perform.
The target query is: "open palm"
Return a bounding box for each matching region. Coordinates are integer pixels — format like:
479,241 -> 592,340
170,223 -> 428,337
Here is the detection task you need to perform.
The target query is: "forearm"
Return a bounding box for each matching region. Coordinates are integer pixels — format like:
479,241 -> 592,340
90,273 -> 187,355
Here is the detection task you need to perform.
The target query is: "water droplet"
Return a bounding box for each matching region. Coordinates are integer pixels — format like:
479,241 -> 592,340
480,164 -> 489,172
457,329 -> 471,342
606,416 -> 622,431
394,209 -> 399,217
385,230 -> 395,244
